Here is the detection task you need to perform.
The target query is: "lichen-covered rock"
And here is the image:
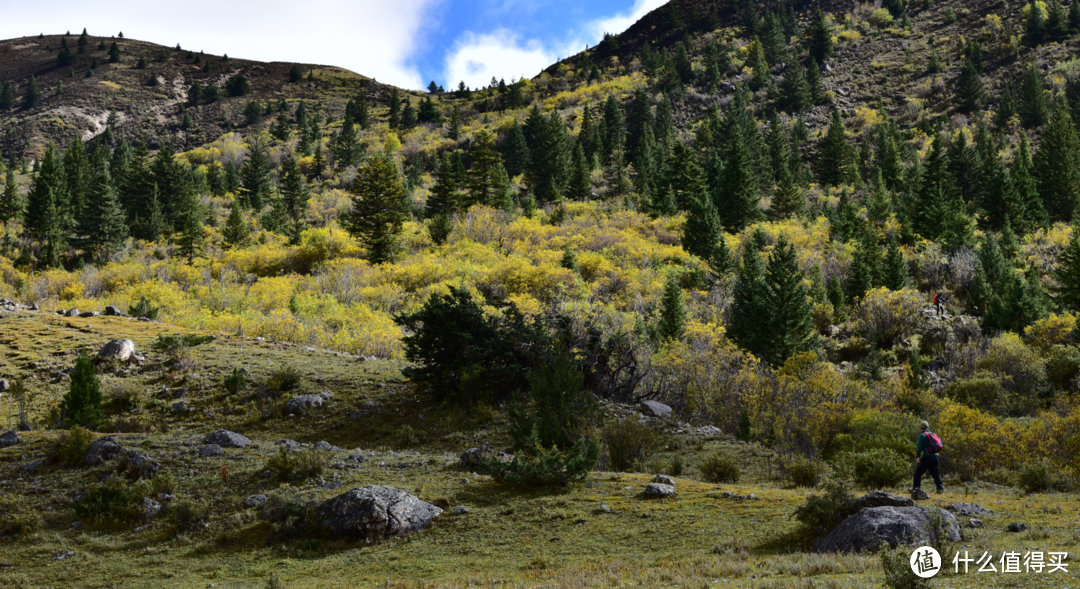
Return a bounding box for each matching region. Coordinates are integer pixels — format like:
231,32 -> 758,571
204,430 -> 251,448
121,450 -> 161,479
198,444 -> 224,457
853,490 -> 915,511
317,485 -> 442,540
639,400 -> 672,419
0,429 -> 18,448
98,339 -> 136,362
83,436 -> 124,467
644,483 -> 676,498
946,502 -> 993,516
244,494 -> 268,508
286,392 -> 333,413
460,444 -> 513,468
142,497 -> 163,518
814,506 -> 961,553
653,474 -> 677,486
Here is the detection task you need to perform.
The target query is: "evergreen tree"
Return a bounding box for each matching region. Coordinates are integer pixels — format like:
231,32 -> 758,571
845,240 -> 876,301
222,201 -> 250,249
24,144 -> 71,267
503,121 -> 531,178
1018,64 -> 1049,128
763,236 -> 816,364
995,83 -> 1017,129
530,112 -> 572,202
955,61 -> 985,113
979,151 -> 1024,232
22,75 -> 41,110
602,94 -> 626,165
400,98 -> 418,129
881,238 -> 908,290
979,232 -> 1012,292
445,105 -> 462,140
388,88 -> 401,129
1070,0 -> 1080,33
174,181 -> 203,265
1055,223 -> 1080,311
624,89 -> 653,165
578,102 -> 597,166
729,245 -> 771,359
1026,1 -> 1047,46
1048,0 -> 1067,35
345,154 -> 409,264
77,160 -> 127,261
138,186 -> 166,242
62,350 -> 103,430
805,9 -> 834,64
779,60 -> 811,112
715,119 -> 762,231
1033,100 -> 1080,221
566,143 -> 591,200
657,270 -> 687,342
682,192 -> 731,277
0,166 -> 22,223
1014,132 -> 1047,231
466,130 -> 510,208
271,109 -> 291,141
815,109 -> 849,186
278,156 -> 310,244
806,57 -> 826,105
748,37 -> 771,91
867,167 -> 893,223
0,81 -> 14,110
289,66 -> 302,83
108,42 -> 120,63
426,152 -> 460,217
240,135 -> 273,209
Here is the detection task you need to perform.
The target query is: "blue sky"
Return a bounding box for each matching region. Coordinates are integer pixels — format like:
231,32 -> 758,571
0,0 -> 667,90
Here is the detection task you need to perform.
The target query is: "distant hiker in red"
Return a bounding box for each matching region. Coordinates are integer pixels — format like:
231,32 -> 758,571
934,292 -> 943,316
913,421 -> 945,494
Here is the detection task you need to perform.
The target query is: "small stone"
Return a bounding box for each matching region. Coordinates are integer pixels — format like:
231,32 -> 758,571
275,439 -> 300,449
142,497 -> 163,518
968,519 -> 984,528
1007,522 -> 1027,533
170,401 -> 189,413
315,440 -> 341,452
653,474 -> 676,486
243,494 -> 268,508
84,437 -> 124,466
134,525 -> 149,533
910,488 -> 929,501
78,311 -> 99,318
644,483 -> 676,498
204,430 -> 251,448
452,506 -> 470,515
197,444 -> 224,457
599,504 -> 612,513
104,305 -> 124,316
53,550 -> 75,561
0,379 -> 8,392
66,308 -> 80,317
345,453 -> 367,464
22,459 -> 44,474
945,502 -> 993,516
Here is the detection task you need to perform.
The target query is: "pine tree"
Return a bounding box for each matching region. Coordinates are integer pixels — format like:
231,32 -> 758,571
882,238 -> 908,290
1018,63 -> 1049,128
271,109 -> 291,141
1033,100 -> 1080,222
729,245 -> 771,359
979,232 -> 1012,292
955,61 -> 985,113
0,166 -> 22,223
748,37 -> 771,91
805,9 -> 834,64
278,156 -> 310,244
289,66 -> 302,83
763,236 -> 816,364
400,98 -> 418,130
867,167 -> 892,223
108,42 -> 120,63
995,83 -> 1017,130
24,144 -> 71,267
240,134 -> 273,209
566,143 -> 591,200
222,201 -> 249,249
682,172 -> 729,271
445,105 -> 462,140
465,130 -> 510,208
426,152 -> 460,218
657,270 -> 687,342
345,154 -> 408,264
22,75 -> 41,110
1055,223 -> 1080,311
624,89 -> 654,165
1048,0 -> 1067,35
174,182 -> 203,265
579,102 -> 597,166
779,60 -> 811,112
530,112 -> 572,202
805,57 -> 826,105
1026,1 -> 1047,46
1070,0 -> 1080,33
715,121 -> 762,231
77,160 -> 127,261
815,109 -> 849,186
1014,132 -> 1047,231
602,94 -> 625,165
62,350 -> 103,430
979,151 -> 1023,232
388,88 -> 401,129
0,81 -> 14,110
503,121 -> 531,178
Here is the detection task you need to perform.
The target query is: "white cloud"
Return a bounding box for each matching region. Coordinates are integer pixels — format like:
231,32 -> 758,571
0,0 -> 440,90
443,29 -> 556,89
588,0 -> 669,40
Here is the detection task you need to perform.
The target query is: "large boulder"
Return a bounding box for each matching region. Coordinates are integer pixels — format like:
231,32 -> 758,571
286,392 -> 333,413
639,400 -> 672,419
204,430 -> 251,448
104,305 -> 125,317
814,506 -> 961,553
317,486 -> 442,540
121,450 -> 161,479
853,490 -> 915,511
83,436 -> 125,467
644,483 -> 676,498
0,430 -> 18,448
198,444 -> 224,457
98,339 -> 136,362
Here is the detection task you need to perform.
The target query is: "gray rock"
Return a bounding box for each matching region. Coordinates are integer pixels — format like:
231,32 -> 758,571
460,444 -> 514,468
345,453 -> 367,464
814,506 -> 961,553
599,504 -> 612,513
946,502 -> 993,516
204,430 -> 251,448
1007,522 -> 1027,533
0,430 -> 18,448
452,506 -> 470,515
317,481 -> 344,491
79,311 -> 99,318
83,437 -> 124,466
653,474 -> 677,486
910,488 -> 929,501
361,401 -> 381,411
197,444 -> 224,457
244,494 -> 268,508
969,519 -> 984,528
22,459 -> 44,474
286,392 -> 333,413
52,550 -> 75,561
0,379 -> 8,392
644,483 -> 676,498
65,308 -> 80,317
141,497 -> 163,518
104,305 -> 125,316
639,400 -> 672,419
122,450 -> 161,479
98,339 -> 136,362
169,401 -> 189,413
29,303 -> 39,311
315,440 -> 341,452
317,485 -> 443,540
275,439 -> 301,449
853,491 -> 915,511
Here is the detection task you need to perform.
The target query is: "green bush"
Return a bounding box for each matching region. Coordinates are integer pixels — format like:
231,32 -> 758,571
601,418 -> 661,472
794,476 -> 855,537
61,349 -> 104,430
1045,345 -> 1080,391
55,425 -> 94,466
945,372 -> 1005,413
168,500 -> 205,534
73,477 -> 148,523
700,452 -> 741,483
151,333 -> 216,356
785,456 -> 825,487
881,543 -> 931,589
266,366 -> 303,393
128,296 -> 160,320
837,448 -> 910,489
826,410 -> 915,460
223,367 -> 248,395
265,447 -> 325,482
483,429 -> 600,487
260,489 -> 319,542
0,494 -> 42,536
1019,460 -> 1053,493
508,345 -> 597,450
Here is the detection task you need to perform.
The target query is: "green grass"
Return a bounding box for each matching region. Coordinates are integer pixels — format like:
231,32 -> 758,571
0,310 -> 1077,588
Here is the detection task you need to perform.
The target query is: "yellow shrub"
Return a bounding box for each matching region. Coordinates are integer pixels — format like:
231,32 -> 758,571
1024,313 -> 1077,352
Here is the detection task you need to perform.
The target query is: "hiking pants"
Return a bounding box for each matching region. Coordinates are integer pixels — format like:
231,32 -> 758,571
914,454 -> 943,491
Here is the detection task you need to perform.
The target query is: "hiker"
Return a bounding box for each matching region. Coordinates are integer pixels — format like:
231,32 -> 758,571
933,292 -> 943,316
913,421 -> 945,494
